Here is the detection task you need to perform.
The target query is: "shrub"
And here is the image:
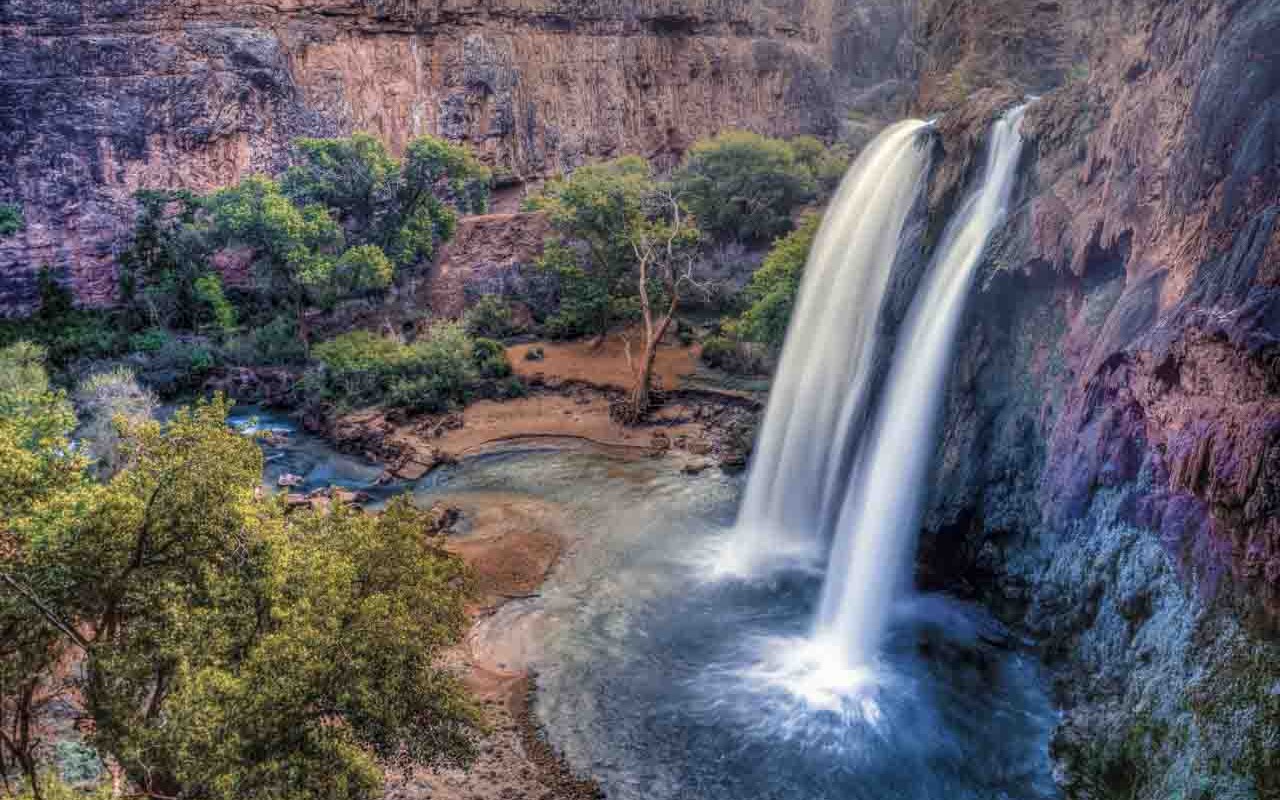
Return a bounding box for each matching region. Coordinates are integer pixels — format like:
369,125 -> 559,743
306,323 -> 517,413
789,135 -> 852,196
463,295 -> 521,339
700,335 -> 770,375
333,244 -> 394,295
193,272 -> 237,335
0,269 -> 128,373
123,334 -> 219,396
733,212 -> 820,349
74,367 -> 158,475
673,131 -> 815,244
222,314 -> 308,366
129,328 -> 171,354
0,202 -> 24,237
471,337 -> 512,379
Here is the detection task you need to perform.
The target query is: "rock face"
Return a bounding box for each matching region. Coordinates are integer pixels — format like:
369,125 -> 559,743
912,1 -> 1280,796
0,0 -> 917,315
426,211 -> 554,318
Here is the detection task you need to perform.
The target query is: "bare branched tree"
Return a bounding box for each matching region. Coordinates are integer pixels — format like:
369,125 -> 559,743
616,189 -> 706,424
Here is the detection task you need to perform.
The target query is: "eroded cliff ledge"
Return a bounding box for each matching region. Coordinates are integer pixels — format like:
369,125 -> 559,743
0,0 -> 916,313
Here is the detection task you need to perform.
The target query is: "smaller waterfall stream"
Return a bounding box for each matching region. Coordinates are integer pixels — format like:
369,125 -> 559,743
718,120 -> 934,577
813,105 -> 1029,669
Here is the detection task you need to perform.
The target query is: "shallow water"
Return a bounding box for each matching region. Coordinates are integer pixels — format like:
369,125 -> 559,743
238,408 -> 1058,799
413,449 -> 1060,800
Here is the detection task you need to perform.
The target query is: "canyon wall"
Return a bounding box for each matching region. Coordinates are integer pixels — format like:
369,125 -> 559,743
0,0 -> 915,314
916,1 -> 1280,797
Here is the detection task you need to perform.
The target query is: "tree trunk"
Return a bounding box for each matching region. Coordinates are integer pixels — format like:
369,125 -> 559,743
628,338 -> 659,420
621,307 -> 675,424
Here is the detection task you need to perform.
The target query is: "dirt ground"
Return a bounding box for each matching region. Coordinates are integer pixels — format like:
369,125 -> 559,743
388,492 -> 601,800
507,332 -> 701,392
330,333 -> 749,481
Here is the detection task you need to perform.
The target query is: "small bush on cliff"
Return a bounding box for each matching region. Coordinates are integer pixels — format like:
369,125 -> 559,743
0,202 -> 24,237
464,295 -> 523,339
673,131 -> 816,244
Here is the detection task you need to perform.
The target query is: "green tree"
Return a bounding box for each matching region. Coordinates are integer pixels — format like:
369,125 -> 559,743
673,131 -> 815,244
0,344 -> 94,800
788,135 -> 852,196
733,212 -> 820,348
117,189 -> 210,330
282,133 -> 399,236
531,156 -> 653,341
284,133 -> 489,270
203,176 -> 344,342
530,158 -> 706,420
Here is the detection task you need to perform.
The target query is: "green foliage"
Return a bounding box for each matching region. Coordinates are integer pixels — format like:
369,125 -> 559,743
789,135 -> 853,196
8,774 -> 113,800
205,175 -> 346,305
402,136 -> 492,217
538,240 -> 632,339
471,336 -> 513,379
193,272 -> 237,335
673,131 -> 816,243
0,269 -> 128,375
334,243 -> 395,295
388,197 -> 455,268
0,202 -> 24,237
463,295 -> 523,339
117,189 -> 209,330
0,345 -> 94,799
530,158 -> 658,339
112,134 -> 490,357
0,343 -> 85,524
732,212 -> 820,348
700,335 -> 770,376
308,323 -> 516,413
221,314 -> 308,366
282,133 -> 399,234
121,331 -> 219,396
127,327 -> 169,354
0,396 -> 478,798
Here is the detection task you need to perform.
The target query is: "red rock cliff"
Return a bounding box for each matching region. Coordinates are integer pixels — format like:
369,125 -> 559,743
0,0 -> 915,313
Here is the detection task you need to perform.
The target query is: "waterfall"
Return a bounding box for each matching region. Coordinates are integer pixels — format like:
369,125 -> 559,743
716,120 -> 934,578
813,105 -> 1028,668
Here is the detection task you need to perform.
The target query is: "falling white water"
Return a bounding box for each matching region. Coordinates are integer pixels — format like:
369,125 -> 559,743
812,105 -> 1029,669
715,120 -> 934,578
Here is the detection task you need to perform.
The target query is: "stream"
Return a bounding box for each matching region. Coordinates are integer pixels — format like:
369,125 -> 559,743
234,406 -> 1059,800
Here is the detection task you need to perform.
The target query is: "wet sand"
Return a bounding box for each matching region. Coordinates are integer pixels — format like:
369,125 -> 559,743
388,491 -> 601,800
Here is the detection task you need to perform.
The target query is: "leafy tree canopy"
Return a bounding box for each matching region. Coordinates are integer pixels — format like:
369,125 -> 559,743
672,131 -> 816,244
0,379 -> 479,799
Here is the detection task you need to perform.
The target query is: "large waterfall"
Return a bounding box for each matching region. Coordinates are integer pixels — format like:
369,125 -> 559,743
812,105 -> 1028,668
716,120 -> 934,577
